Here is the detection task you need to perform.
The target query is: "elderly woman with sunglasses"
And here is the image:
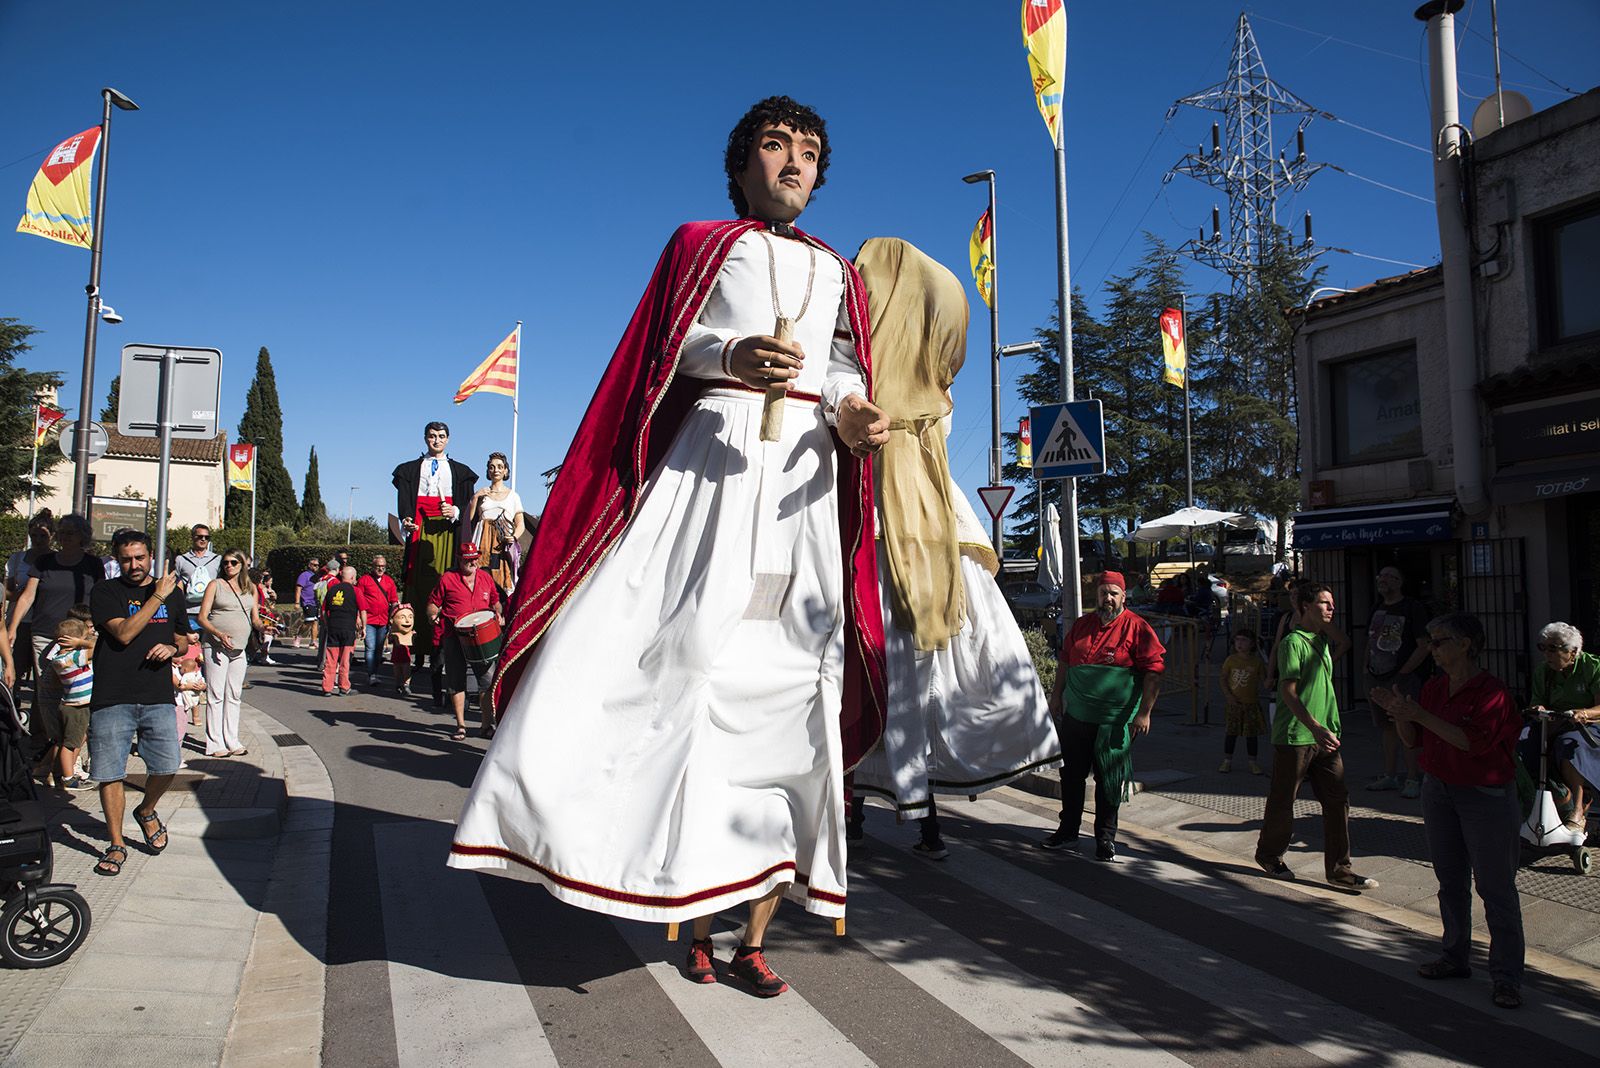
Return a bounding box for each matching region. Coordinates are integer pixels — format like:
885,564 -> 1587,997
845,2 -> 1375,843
1528,621 -> 1600,834
1371,612 -> 1525,1010
196,550 -> 263,757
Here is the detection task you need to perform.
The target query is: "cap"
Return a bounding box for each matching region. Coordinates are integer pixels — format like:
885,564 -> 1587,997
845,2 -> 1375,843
1098,570 -> 1128,591
459,542 -> 481,561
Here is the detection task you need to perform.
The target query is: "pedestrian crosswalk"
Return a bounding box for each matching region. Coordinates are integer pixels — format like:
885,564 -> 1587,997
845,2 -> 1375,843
370,793 -> 1600,1068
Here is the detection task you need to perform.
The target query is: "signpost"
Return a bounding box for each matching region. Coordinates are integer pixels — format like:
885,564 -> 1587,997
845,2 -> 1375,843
118,345 -> 222,574
1029,401 -> 1107,479
977,486 -> 1015,532
56,420 -> 110,463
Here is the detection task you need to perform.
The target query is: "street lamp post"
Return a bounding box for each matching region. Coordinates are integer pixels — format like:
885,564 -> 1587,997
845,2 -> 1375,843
71,87 -> 138,517
347,486 -> 359,545
963,169 -> 1004,556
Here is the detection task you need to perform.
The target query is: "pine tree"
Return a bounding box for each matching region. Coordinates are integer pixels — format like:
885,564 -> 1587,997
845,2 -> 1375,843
300,447 -> 328,526
0,318 -> 66,511
99,375 -> 120,424
226,347 -> 298,527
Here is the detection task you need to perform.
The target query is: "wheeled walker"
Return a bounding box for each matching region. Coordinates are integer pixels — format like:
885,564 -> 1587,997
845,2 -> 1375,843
1519,707 -> 1594,876
0,683 -> 91,967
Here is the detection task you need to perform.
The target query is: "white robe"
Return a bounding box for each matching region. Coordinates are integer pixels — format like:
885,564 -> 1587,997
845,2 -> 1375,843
853,480 -> 1060,817
450,231 -> 866,922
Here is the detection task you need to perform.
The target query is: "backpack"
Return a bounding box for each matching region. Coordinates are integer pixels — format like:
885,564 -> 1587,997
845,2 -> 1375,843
180,553 -> 215,606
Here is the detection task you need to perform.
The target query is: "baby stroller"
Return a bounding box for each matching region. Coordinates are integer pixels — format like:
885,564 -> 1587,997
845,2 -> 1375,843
0,683 -> 91,967
1519,706 -> 1595,875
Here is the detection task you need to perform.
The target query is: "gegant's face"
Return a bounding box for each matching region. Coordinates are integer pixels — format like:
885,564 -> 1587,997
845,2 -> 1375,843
738,124 -> 818,223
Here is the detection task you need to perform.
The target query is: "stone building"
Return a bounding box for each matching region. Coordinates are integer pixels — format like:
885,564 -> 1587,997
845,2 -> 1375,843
1290,86 -> 1599,700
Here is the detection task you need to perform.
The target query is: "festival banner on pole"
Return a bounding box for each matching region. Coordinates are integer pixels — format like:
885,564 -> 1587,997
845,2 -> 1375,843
454,328 -> 519,403
1160,307 -> 1187,387
34,404 -> 65,447
226,443 -> 257,490
1021,0 -> 1067,147
969,209 -> 995,309
1018,416 -> 1033,469
16,128 -> 102,249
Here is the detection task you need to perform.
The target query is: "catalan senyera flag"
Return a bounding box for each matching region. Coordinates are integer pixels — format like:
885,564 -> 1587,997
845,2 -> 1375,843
16,128 -> 102,249
1018,416 -> 1033,469
969,209 -> 994,309
1160,307 -> 1187,388
226,443 -> 257,491
33,404 -> 65,447
455,328 -> 519,404
1021,0 -> 1067,146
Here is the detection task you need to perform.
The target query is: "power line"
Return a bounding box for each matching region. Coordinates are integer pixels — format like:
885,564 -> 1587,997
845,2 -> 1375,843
1467,25 -> 1582,96
1325,246 -> 1434,270
1076,117 -> 1175,276
1318,112 -> 1429,154
1322,162 -> 1433,204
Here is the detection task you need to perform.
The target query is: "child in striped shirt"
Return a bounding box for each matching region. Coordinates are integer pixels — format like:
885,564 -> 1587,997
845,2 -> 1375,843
44,613 -> 96,789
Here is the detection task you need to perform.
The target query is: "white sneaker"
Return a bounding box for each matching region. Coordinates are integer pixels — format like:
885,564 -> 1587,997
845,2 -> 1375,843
1218,758 -> 1232,773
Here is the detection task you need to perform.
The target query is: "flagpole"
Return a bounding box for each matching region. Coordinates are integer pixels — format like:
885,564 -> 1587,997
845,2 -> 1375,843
27,427 -> 39,522
511,321 -> 522,494
249,454 -> 258,564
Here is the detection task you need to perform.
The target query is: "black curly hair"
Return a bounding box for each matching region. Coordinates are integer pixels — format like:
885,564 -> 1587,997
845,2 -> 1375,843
724,95 -> 830,218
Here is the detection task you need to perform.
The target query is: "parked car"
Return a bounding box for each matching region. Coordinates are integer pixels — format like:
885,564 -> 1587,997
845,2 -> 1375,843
1002,580 -> 1062,628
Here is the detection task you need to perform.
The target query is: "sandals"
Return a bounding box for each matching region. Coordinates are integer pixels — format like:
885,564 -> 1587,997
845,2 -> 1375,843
451,726 -> 467,741
1417,958 -> 1472,980
133,807 -> 169,854
95,844 -> 129,877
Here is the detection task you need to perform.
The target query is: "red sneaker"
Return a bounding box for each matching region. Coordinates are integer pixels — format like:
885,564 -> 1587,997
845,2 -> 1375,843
729,947 -> 788,997
684,938 -> 716,984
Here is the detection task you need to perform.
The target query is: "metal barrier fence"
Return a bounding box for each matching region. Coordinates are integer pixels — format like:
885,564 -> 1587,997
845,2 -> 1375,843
1137,611 -> 1207,724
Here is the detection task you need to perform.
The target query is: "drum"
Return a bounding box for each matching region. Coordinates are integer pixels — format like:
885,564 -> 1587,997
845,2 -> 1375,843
454,610 -> 503,665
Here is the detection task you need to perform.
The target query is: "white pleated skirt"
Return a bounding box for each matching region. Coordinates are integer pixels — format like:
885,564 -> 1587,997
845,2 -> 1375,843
450,388 -> 851,922
853,548 -> 1061,818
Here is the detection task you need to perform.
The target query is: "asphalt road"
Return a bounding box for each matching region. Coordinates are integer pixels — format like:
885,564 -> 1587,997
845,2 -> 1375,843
240,646 -> 1600,1068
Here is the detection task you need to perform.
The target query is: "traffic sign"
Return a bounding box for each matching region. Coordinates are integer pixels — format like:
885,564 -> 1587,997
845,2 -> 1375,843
1030,400 -> 1107,478
119,345 -> 222,439
977,485 -> 1014,521
57,420 -> 109,463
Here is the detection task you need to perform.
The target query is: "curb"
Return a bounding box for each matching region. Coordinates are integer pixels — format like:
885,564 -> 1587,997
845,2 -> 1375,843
221,705 -> 333,1068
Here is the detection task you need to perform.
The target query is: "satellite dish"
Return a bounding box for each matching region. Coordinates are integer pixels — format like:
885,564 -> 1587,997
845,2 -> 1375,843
1472,90 -> 1534,138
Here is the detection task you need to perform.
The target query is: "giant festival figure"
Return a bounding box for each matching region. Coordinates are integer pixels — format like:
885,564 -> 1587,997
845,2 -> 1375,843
848,237 -> 1061,854
450,96 -> 891,998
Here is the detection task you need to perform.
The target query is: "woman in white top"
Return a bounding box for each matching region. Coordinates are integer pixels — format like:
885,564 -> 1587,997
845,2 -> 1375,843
470,451 -> 524,595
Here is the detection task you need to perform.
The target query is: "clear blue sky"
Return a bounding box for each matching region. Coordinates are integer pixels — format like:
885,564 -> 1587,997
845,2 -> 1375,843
3,1 -> 1595,529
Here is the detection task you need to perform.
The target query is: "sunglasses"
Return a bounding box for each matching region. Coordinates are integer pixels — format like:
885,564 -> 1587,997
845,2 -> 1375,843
222,560 -> 240,568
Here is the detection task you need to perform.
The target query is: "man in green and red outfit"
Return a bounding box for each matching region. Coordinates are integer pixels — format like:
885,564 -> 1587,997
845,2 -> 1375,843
1041,571 -> 1164,861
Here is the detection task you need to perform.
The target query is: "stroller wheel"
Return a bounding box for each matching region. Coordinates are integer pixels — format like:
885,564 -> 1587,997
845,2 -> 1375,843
1,889 -> 91,968
1574,848 -> 1593,876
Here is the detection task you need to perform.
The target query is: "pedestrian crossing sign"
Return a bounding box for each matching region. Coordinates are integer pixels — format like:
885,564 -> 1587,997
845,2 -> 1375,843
1029,401 -> 1106,478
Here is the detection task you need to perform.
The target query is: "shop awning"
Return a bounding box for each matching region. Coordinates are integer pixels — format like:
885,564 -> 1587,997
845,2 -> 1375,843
1491,458 -> 1598,504
1292,497 -> 1455,550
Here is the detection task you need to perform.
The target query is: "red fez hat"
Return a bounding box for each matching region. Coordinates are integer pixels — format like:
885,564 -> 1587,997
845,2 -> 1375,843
1098,570 -> 1128,591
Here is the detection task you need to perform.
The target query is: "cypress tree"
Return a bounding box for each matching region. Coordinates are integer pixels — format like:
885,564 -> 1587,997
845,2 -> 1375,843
99,375 -> 120,424
227,347 -> 298,527
300,446 -> 328,526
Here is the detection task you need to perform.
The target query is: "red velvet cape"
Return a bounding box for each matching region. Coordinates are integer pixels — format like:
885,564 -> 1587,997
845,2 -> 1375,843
492,219 -> 887,769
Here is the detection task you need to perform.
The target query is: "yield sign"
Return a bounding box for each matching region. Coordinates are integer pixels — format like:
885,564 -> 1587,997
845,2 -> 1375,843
977,485 -> 1014,521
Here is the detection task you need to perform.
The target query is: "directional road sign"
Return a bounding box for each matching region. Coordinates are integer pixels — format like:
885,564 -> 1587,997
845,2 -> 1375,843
1030,400 -> 1106,479
977,485 -> 1014,522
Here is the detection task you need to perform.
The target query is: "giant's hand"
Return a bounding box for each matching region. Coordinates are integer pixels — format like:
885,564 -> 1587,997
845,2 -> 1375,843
835,395 -> 891,459
727,335 -> 804,392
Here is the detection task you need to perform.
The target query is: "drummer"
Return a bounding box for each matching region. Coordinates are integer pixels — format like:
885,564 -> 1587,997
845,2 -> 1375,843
427,542 -> 506,741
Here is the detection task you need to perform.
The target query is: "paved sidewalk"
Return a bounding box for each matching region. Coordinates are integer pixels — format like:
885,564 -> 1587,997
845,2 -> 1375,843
1010,674 -> 1600,974
1,698 -> 331,1068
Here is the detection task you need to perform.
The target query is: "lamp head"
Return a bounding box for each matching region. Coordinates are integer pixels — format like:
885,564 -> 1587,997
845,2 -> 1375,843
962,170 -> 995,185
103,88 -> 139,111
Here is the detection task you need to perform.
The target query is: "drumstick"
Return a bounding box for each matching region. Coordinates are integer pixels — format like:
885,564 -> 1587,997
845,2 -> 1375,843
759,316 -> 793,443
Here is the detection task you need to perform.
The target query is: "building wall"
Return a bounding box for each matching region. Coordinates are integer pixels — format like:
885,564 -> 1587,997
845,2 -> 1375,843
22,456 -> 225,529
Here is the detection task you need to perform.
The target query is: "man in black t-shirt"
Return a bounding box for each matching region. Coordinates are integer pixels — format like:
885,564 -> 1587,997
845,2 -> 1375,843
86,530 -> 192,877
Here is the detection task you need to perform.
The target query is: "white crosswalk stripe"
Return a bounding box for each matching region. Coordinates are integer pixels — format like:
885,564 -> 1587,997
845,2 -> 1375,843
612,922 -> 877,1068
845,876 -> 1185,1067
376,821 -> 560,1068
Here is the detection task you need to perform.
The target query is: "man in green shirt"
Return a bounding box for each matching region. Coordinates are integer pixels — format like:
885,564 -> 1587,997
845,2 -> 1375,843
1255,583 -> 1380,889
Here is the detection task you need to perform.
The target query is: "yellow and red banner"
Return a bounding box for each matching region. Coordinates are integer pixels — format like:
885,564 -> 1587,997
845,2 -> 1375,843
33,404 -> 65,447
1022,0 -> 1067,146
455,328 -> 519,404
1018,416 -> 1033,469
16,128 -> 102,249
226,443 -> 257,491
1160,307 -> 1187,388
969,209 -> 994,309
